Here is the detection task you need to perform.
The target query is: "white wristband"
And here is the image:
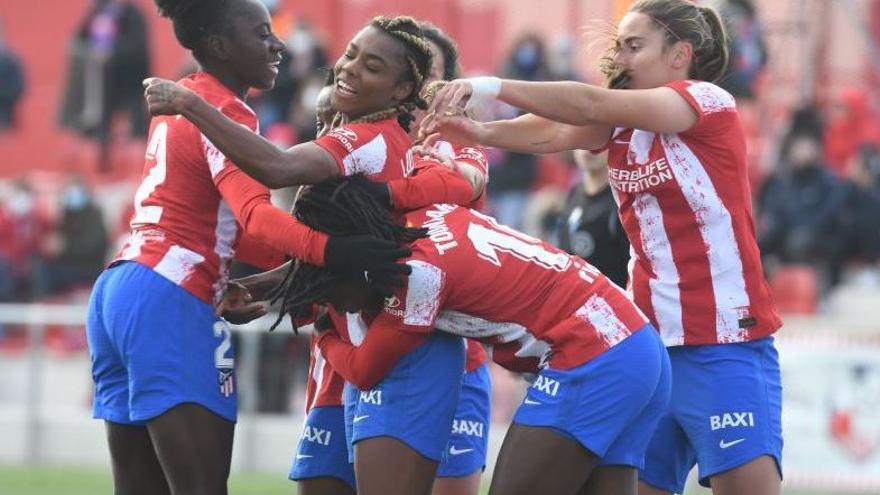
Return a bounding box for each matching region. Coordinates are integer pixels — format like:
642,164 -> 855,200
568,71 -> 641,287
466,76 -> 502,108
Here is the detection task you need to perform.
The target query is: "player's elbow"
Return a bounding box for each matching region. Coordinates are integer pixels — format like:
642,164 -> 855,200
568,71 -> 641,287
350,374 -> 382,391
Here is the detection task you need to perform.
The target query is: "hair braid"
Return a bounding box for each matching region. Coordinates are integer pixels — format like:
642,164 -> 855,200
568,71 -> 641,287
268,175 -> 427,331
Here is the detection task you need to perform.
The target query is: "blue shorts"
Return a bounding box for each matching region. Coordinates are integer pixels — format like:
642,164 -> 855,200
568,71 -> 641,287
347,331 -> 465,462
513,325 -> 671,468
639,336 -> 783,493
86,261 -> 237,424
437,362 -> 492,478
289,406 -> 356,490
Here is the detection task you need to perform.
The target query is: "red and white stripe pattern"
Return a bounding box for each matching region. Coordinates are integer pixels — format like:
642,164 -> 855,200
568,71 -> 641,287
607,80 -> 781,346
113,73 -> 258,306
380,205 -> 649,371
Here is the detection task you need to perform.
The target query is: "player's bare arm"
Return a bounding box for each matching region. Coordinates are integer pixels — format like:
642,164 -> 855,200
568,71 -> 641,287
143,78 -> 338,189
423,112 -> 610,154
428,78 -> 699,137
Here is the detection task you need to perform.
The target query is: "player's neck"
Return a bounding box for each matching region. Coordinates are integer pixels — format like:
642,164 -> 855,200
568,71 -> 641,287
202,65 -> 248,99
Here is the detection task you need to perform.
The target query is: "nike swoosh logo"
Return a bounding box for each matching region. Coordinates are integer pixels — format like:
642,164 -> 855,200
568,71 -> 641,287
719,438 -> 745,449
524,398 -> 541,405
296,454 -> 313,459
449,446 -> 474,456
353,415 -> 370,423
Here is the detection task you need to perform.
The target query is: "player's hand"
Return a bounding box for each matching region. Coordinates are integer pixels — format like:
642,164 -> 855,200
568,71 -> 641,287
419,114 -> 486,147
411,135 -> 454,168
143,77 -> 194,116
427,79 -> 474,117
217,281 -> 268,324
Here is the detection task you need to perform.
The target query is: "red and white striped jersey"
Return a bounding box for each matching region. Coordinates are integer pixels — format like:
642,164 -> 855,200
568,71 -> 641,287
373,204 -> 648,372
427,141 -> 491,372
304,117 -> 416,411
605,80 -> 781,346
314,117 -> 414,180
114,73 -> 264,305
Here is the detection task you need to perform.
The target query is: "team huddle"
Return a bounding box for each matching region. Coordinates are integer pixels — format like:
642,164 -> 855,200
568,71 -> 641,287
85,1 -> 784,495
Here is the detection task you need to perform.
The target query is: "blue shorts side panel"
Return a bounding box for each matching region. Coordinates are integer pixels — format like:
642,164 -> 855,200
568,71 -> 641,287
350,331 -> 465,462
513,326 -> 669,465
639,336 -> 783,493
437,362 -> 492,477
86,261 -> 237,424
289,406 -> 356,490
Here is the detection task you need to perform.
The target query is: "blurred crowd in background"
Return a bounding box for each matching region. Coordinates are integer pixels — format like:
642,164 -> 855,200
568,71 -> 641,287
2,0 -> 880,416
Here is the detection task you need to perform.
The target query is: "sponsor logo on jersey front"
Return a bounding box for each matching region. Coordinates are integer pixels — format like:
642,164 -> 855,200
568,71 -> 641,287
609,157 -> 674,193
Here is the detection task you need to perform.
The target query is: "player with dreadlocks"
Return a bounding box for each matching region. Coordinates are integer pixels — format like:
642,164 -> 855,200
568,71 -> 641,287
284,173 -> 670,495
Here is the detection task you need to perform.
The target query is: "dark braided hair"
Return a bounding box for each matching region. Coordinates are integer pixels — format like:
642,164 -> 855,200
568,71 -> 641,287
266,175 -> 426,331
420,22 -> 462,80
154,0 -> 241,63
348,16 -> 433,133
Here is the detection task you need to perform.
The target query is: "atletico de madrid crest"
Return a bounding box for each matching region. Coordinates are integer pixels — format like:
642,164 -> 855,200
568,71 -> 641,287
218,368 -> 235,398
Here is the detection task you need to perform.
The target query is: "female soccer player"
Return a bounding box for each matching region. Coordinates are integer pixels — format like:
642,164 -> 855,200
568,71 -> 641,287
84,1 -> 410,494
423,1 -> 783,494
274,174 -> 671,495
417,23 -> 493,495
144,16 -> 485,495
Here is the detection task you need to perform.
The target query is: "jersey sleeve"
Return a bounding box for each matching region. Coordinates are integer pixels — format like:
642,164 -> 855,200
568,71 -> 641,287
204,98 -> 328,266
666,80 -> 737,137
387,159 -> 474,210
452,145 -> 490,179
233,232 -> 287,270
315,319 -> 429,390
313,123 -> 390,177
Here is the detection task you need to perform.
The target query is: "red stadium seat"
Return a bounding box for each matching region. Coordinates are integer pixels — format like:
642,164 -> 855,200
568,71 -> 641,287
770,264 -> 818,315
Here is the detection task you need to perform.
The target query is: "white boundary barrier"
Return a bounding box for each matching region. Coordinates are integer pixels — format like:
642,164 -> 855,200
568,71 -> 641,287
3,304 -> 880,492
0,303 -> 304,470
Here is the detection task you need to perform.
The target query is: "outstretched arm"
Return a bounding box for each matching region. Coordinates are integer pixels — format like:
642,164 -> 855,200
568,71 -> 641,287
428,78 -> 699,136
144,77 -> 338,188
424,112 -> 612,154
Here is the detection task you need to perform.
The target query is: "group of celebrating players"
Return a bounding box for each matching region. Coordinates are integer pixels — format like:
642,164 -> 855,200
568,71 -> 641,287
85,1 -> 784,494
